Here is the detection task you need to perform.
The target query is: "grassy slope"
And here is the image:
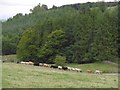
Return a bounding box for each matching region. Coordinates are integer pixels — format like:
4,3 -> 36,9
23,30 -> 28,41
2,55 -> 18,62
2,63 -> 118,88
2,55 -> 119,73
66,62 -> 118,73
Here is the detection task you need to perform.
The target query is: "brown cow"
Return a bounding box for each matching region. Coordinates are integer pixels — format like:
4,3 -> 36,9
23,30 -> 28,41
43,63 -> 49,67
28,61 -> 34,65
87,70 -> 92,73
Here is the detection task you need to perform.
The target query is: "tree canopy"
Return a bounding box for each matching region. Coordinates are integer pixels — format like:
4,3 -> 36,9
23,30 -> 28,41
2,2 -> 119,63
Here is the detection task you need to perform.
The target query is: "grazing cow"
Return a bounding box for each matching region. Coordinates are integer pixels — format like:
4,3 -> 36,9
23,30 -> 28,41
95,70 -> 102,74
87,70 -> 92,73
39,63 -> 43,66
71,68 -> 76,71
34,63 -> 39,66
62,66 -> 68,70
16,61 -> 20,64
20,61 -> 26,64
75,68 -> 82,72
43,63 -> 49,67
28,61 -> 34,65
50,65 -> 58,68
25,62 -> 29,65
67,67 -> 72,71
58,66 -> 62,70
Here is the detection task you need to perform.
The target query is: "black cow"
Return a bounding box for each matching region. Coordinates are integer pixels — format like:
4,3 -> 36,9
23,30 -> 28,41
62,66 -> 68,70
16,61 -> 20,64
50,65 -> 58,68
33,63 -> 39,66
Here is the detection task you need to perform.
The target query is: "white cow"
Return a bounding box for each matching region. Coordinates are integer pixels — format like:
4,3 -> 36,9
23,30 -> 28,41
39,63 -> 43,66
20,61 -> 26,64
25,62 -> 29,65
28,61 -> 34,65
58,66 -> 62,70
95,70 -> 102,74
75,68 -> 82,72
67,67 -> 72,71
71,68 -> 76,71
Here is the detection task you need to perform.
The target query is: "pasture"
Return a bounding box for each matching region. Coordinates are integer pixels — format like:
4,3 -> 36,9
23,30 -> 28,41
2,63 -> 118,88
66,62 -> 118,73
2,55 -> 18,62
2,54 -> 119,73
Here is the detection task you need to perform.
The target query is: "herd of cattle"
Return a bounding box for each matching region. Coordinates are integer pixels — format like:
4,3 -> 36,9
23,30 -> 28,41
19,61 -> 102,74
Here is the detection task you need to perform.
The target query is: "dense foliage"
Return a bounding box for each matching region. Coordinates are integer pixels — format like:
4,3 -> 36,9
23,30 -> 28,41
17,28 -> 38,62
54,55 -> 66,66
2,2 -> 119,63
37,30 -> 67,63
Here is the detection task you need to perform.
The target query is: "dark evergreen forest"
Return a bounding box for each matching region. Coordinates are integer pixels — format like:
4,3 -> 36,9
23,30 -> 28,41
2,2 -> 119,64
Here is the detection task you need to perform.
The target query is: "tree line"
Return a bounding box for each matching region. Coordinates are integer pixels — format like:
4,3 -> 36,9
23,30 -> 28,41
2,2 -> 119,64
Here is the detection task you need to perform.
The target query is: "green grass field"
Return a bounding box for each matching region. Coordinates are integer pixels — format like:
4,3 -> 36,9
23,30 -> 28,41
2,55 -> 18,62
2,63 -> 118,88
2,54 -> 119,73
66,62 -> 118,73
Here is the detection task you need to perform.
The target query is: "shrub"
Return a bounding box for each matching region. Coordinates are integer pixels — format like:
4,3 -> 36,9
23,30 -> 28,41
54,55 -> 66,66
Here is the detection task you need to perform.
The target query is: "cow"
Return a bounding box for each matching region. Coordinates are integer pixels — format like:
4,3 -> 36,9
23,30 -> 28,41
43,63 -> 49,67
50,65 -> 58,68
87,70 -> 92,73
71,68 -> 76,71
20,61 -> 26,64
25,62 -> 30,65
39,63 -> 43,66
33,62 -> 39,66
75,68 -> 82,72
62,66 -> 68,70
58,66 -> 62,70
28,61 -> 34,65
95,70 -> 102,74
67,67 -> 72,71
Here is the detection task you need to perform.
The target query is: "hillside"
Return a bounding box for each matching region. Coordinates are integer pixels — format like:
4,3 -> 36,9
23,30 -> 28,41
2,54 -> 119,73
2,2 -> 119,64
2,63 -> 118,88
